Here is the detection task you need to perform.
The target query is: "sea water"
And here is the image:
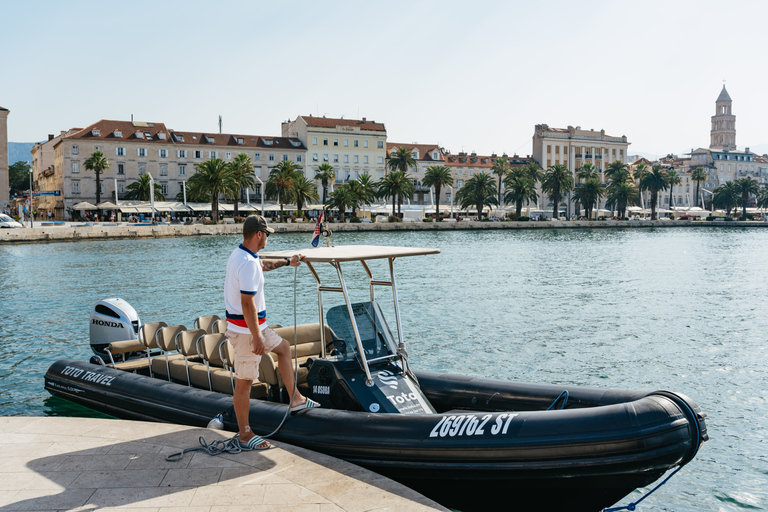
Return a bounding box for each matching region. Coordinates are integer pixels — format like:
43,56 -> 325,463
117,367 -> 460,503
0,227 -> 766,511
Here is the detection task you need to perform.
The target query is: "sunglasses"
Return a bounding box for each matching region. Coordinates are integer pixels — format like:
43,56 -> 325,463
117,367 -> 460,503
261,230 -> 270,237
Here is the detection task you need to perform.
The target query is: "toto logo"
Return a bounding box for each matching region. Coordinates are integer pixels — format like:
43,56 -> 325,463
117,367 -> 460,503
92,319 -> 124,328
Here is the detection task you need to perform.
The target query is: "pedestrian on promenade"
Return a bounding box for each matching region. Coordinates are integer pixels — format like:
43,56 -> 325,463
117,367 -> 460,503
224,215 -> 320,450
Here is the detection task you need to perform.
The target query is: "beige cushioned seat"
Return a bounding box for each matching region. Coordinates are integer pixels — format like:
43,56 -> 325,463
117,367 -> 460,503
258,323 -> 333,389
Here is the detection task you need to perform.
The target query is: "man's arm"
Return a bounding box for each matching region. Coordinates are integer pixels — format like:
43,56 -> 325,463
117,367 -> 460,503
241,293 -> 265,355
261,254 -> 304,271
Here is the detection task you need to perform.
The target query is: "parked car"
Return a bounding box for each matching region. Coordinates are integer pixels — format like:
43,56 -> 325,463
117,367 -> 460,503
0,214 -> 23,228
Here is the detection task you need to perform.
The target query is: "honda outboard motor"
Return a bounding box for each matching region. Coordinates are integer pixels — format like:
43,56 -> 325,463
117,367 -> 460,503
89,298 -> 140,356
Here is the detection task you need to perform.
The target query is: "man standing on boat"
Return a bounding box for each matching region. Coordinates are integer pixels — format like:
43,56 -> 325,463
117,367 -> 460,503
224,215 -> 320,450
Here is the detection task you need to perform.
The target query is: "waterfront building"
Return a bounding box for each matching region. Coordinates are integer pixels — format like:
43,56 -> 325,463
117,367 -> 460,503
281,115 -> 387,183
31,129 -> 81,219
386,143 -> 446,204
44,120 -> 305,220
444,151 -> 533,209
532,124 -> 630,215
0,106 -> 9,210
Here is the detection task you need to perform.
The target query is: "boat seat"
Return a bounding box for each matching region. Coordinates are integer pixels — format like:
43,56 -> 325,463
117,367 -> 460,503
106,321 -> 167,372
259,323 -> 334,391
105,339 -> 147,370
150,325 -> 189,381
193,315 -> 220,334
212,319 -> 228,334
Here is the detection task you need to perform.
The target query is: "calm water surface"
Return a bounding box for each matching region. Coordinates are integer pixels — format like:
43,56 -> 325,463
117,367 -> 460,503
1,227 -> 766,511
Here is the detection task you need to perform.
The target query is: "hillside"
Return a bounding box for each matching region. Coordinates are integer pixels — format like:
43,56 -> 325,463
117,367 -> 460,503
8,142 -> 35,165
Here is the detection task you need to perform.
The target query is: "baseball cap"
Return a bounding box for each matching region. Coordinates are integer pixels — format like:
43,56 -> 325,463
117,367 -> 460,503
243,215 -> 275,237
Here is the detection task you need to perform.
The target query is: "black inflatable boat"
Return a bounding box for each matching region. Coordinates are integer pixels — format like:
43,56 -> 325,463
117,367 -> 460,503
45,245 -> 708,512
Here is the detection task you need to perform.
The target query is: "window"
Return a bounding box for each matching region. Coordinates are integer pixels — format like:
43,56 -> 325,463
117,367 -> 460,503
364,140 -> 369,148
179,165 -> 186,176
354,170 -> 359,179
378,157 -> 384,164
334,154 -> 339,163
145,132 -> 153,140
159,149 -> 168,158
100,182 -> 105,194
377,141 -> 384,149
412,167 -> 417,173
344,155 -> 349,163
118,182 -> 125,194
209,151 -> 217,159
283,154 -> 289,161
116,147 -> 125,156
161,183 -> 168,195
458,179 -> 464,187
72,145 -> 79,155
297,155 -> 302,162
354,155 -> 359,164
269,154 -> 275,161
313,154 -> 318,161
312,137 -> 318,145
433,151 -> 438,160
72,181 -> 80,194
138,148 -> 147,157
178,149 -> 187,158
117,164 -> 124,175
157,133 -> 166,140
323,154 -> 329,162
95,146 -> 101,152
194,150 -> 202,159
175,133 -> 184,142
72,162 -> 79,173
378,171 -> 384,179
254,153 -> 261,161
139,165 -> 146,174
160,164 -> 167,176
225,152 -> 232,160
344,139 -> 349,147
354,140 -> 359,147
364,156 -> 369,164
323,138 -> 329,146
333,138 -> 339,146
237,138 -> 244,145
114,130 -> 122,138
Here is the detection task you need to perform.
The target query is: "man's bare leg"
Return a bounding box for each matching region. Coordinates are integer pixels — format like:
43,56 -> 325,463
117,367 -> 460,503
233,377 -> 269,448
272,339 -> 307,409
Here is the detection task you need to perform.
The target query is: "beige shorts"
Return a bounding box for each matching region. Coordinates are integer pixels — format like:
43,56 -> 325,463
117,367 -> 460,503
225,327 -> 283,381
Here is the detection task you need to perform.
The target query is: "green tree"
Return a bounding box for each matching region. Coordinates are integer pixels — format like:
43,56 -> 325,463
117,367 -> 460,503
189,158 -> 233,223
666,169 -> 681,209
266,160 -> 302,221
314,163 -> 336,206
376,170 -> 414,217
756,185 -> 768,211
491,158 -> 510,206
124,173 -> 164,201
388,146 -> 417,175
541,164 -> 574,219
639,165 -> 669,220
175,182 -> 210,203
734,177 -> 759,220
606,160 -> 628,180
227,153 -> 256,218
8,161 -> 31,196
713,181 -> 739,218
691,167 -> 708,208
577,162 -> 600,182
291,173 -> 320,218
327,184 -> 354,222
572,179 -> 605,220
422,165 -> 454,221
347,174 -> 376,218
503,169 -> 538,219
456,172 -> 498,219
605,181 -> 640,219
84,150 -> 110,205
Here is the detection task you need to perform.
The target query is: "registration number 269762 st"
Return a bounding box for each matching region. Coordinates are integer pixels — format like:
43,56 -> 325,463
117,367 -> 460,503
428,413 -> 518,438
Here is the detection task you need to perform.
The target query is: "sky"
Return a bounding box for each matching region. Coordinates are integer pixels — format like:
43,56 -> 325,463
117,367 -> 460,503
2,0 -> 767,158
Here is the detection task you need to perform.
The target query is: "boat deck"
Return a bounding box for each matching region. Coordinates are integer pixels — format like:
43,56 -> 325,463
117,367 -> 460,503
0,416 -> 448,512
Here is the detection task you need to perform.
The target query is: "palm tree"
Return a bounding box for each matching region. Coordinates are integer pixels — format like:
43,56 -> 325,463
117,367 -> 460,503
541,164 -> 574,219
291,174 -> 320,219
456,173 -> 497,219
666,169 -> 681,210
189,158 -> 233,223
757,185 -> 768,212
422,165 -> 454,221
713,181 -> 739,218
491,158 -> 510,206
125,173 -> 164,201
327,184 -> 354,222
691,167 -> 708,208
503,169 -> 537,219
228,153 -> 256,218
314,163 -> 336,206
639,165 -> 669,220
84,150 -> 110,206
605,160 -> 628,180
266,160 -> 302,221
388,146 -> 417,175
572,179 -> 605,220
376,170 -> 414,217
523,161 -> 544,185
175,182 -> 210,203
605,181 -> 640,219
577,162 -> 599,182
347,174 -> 376,219
734,177 -> 759,220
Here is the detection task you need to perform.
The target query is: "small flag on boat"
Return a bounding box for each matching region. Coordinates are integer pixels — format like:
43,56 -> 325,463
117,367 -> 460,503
311,211 -> 324,247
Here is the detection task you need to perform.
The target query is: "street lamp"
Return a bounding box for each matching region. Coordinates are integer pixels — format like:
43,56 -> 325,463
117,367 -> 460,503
254,176 -> 264,217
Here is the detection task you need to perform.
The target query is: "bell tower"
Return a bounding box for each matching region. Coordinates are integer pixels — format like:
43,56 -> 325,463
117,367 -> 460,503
710,85 -> 736,151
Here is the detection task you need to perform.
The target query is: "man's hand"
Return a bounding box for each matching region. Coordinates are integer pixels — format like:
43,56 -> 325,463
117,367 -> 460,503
288,253 -> 305,266
252,335 -> 265,355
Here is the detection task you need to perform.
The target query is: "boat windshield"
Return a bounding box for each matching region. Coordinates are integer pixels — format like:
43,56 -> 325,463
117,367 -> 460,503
326,301 -> 398,363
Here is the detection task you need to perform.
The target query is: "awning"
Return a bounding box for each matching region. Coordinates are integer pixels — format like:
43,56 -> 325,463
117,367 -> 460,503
96,201 -> 119,209
186,202 -> 212,212
72,201 -> 97,210
154,201 -> 190,213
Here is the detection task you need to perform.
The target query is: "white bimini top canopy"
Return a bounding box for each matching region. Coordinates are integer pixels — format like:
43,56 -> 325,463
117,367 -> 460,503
260,245 -> 440,262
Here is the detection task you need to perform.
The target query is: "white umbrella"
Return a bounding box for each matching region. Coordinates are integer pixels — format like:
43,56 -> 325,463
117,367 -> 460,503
72,201 -> 97,210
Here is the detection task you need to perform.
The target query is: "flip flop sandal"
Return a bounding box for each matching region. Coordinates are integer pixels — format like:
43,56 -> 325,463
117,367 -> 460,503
290,398 -> 321,412
239,434 -> 271,450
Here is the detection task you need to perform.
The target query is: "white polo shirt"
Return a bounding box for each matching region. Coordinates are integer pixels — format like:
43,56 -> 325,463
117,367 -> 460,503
224,244 -> 267,334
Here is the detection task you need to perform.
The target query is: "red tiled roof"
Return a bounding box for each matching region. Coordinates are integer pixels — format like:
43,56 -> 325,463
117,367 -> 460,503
66,120 -> 170,143
387,143 -> 442,161
169,131 -> 306,150
0,106 -> 8,111
298,115 -> 385,132
445,154 -> 533,167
